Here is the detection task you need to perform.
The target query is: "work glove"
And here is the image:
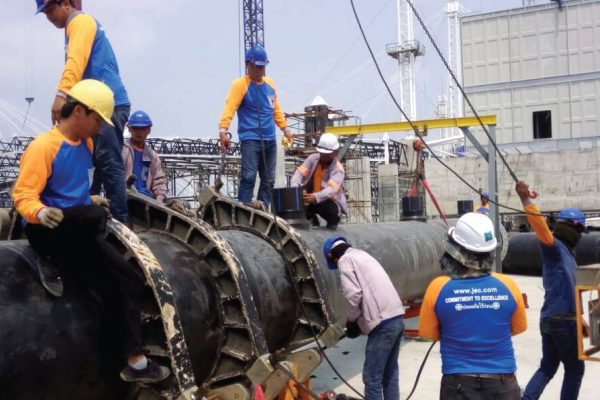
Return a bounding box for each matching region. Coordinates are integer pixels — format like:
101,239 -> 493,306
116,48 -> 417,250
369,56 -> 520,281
219,131 -> 231,151
90,195 -> 110,211
345,320 -> 361,339
37,207 -> 64,229
282,136 -> 293,151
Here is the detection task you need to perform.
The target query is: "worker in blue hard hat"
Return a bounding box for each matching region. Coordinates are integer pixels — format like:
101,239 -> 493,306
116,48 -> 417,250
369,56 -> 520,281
122,111 -> 167,203
323,236 -> 405,400
218,44 -> 294,208
474,191 -> 490,215
35,0 -> 130,223
516,181 -> 589,400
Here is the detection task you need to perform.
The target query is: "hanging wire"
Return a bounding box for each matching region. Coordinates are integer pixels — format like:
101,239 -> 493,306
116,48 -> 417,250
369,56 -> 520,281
348,0 -> 549,217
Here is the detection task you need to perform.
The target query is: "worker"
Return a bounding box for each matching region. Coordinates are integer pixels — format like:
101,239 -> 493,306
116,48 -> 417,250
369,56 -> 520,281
323,237 -> 405,400
474,191 -> 490,215
122,111 -> 167,203
218,44 -> 294,208
419,212 -> 527,400
290,133 -> 347,229
36,0 -> 130,223
12,79 -> 170,383
517,181 -> 588,400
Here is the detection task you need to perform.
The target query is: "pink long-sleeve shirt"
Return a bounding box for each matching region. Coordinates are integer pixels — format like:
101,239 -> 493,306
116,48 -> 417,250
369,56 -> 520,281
339,247 -> 405,334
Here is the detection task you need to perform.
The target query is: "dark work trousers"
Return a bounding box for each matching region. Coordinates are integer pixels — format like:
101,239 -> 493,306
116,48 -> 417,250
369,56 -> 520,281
306,199 -> 341,227
24,205 -> 144,357
91,104 -> 130,223
522,317 -> 585,399
440,374 -> 521,400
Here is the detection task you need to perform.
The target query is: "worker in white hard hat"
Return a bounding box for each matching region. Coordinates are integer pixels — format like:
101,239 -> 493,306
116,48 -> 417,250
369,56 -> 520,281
419,212 -> 527,400
290,133 -> 347,229
12,79 -> 170,384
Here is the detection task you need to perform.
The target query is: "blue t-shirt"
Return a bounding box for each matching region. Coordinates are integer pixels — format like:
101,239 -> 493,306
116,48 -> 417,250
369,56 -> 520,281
540,239 -> 577,318
132,149 -> 153,198
432,274 -> 521,374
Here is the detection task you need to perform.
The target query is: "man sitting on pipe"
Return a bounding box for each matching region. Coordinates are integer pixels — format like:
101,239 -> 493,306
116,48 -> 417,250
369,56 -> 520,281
291,133 -> 347,229
324,236 -> 405,400
11,80 -> 170,384
419,212 -> 527,400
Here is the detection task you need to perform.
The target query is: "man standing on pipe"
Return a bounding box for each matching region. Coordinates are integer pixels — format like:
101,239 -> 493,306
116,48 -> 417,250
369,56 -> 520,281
323,237 -> 405,400
36,0 -> 130,223
12,80 -> 169,383
218,45 -> 294,207
419,212 -> 527,400
517,181 -> 589,399
291,133 -> 347,229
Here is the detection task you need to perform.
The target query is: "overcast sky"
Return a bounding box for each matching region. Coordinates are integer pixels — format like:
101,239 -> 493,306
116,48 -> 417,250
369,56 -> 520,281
1,0 -> 531,139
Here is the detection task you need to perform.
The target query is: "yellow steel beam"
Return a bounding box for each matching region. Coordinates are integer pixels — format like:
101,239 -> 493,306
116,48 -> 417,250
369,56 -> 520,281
324,115 -> 497,136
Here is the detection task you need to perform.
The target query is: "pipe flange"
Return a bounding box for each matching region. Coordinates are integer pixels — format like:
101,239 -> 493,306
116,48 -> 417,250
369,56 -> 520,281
127,193 -> 269,391
197,188 -> 337,350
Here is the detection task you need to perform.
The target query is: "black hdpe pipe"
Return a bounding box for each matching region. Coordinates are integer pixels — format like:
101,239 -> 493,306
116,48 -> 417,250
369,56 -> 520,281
0,218 -> 447,399
503,232 -> 600,275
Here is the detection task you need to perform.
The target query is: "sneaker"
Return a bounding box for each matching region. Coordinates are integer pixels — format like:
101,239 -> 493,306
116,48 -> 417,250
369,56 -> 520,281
120,359 -> 171,383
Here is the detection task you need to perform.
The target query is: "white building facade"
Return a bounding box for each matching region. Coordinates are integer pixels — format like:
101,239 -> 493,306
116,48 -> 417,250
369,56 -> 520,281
461,0 -> 600,144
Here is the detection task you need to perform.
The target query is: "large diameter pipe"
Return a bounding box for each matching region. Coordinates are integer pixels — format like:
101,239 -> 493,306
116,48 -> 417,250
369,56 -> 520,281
503,232 -> 600,275
0,220 -> 447,399
299,221 -> 447,318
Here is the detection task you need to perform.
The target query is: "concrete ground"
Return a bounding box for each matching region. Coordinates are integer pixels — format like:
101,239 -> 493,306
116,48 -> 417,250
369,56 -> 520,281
311,275 -> 600,399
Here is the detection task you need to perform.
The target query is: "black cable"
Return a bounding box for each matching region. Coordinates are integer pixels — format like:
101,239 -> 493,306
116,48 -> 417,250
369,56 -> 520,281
348,0 -> 552,218
405,0 -> 519,183
252,83 -> 365,399
404,340 -> 437,400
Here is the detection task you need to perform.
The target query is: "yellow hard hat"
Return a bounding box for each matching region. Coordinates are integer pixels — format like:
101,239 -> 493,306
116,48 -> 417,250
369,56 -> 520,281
67,79 -> 115,127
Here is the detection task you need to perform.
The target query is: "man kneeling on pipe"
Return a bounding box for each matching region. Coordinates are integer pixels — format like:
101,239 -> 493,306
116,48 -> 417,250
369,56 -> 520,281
12,80 -> 170,384
419,212 -> 527,400
324,237 -> 405,400
291,134 -> 347,229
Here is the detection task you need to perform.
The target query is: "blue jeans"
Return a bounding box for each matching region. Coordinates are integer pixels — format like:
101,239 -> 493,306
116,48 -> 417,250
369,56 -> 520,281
238,140 -> 276,205
523,317 -> 585,400
363,316 -> 405,400
90,104 -> 130,222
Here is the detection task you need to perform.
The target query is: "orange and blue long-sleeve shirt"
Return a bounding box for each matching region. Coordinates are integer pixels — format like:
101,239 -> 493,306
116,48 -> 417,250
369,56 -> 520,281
419,273 -> 527,374
12,128 -> 94,224
59,12 -> 129,106
219,76 -> 287,141
523,201 -> 577,318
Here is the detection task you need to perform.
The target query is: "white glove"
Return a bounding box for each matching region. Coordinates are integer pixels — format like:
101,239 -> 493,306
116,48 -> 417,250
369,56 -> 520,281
37,207 -> 64,229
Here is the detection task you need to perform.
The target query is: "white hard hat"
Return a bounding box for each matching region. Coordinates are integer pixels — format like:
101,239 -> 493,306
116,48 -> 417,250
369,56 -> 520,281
448,212 -> 497,253
317,133 -> 340,154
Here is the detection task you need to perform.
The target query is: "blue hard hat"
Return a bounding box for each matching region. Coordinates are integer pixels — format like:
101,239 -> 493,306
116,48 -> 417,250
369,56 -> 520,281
323,236 -> 347,270
35,0 -> 55,14
558,208 -> 586,226
128,110 -> 153,128
480,191 -> 490,199
245,45 -> 269,66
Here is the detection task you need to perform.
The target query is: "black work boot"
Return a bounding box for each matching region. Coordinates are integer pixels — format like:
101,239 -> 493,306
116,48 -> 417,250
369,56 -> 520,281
35,256 -> 64,297
120,359 -> 171,383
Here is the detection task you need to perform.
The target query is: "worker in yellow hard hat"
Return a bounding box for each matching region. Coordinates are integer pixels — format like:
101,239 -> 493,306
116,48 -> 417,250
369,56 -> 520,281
12,79 -> 170,384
